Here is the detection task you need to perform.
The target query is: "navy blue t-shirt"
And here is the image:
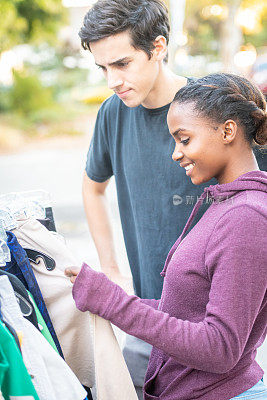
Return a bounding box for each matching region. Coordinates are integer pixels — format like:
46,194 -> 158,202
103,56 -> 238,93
85,94 -> 266,299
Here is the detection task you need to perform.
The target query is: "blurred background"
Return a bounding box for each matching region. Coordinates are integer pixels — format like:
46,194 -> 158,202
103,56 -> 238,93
0,0 -> 266,153
0,0 -> 266,374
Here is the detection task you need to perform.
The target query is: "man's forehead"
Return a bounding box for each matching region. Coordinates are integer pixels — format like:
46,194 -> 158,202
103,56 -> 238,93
90,31 -> 137,64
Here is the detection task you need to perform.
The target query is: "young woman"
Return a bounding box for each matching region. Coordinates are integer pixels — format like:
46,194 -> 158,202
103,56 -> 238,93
66,73 -> 267,399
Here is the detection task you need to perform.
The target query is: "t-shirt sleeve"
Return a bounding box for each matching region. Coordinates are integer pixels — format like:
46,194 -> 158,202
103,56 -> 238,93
254,147 -> 267,172
85,103 -> 113,182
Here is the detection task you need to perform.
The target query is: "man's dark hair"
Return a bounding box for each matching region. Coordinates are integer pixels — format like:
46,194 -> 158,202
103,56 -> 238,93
173,73 -> 267,146
79,0 -> 170,59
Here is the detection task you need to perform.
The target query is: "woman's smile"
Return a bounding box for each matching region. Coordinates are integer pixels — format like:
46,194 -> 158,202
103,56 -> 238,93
181,162 -> 196,176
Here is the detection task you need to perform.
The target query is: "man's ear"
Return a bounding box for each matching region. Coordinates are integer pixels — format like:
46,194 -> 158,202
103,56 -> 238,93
221,120 -> 237,144
152,35 -> 168,61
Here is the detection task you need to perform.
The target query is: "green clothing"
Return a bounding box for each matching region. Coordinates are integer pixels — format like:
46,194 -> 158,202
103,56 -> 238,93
0,320 -> 39,400
0,347 -> 8,397
27,291 -> 58,354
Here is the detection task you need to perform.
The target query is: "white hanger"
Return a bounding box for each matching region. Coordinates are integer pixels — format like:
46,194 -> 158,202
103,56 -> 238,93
0,190 -> 52,223
0,238 -> 11,265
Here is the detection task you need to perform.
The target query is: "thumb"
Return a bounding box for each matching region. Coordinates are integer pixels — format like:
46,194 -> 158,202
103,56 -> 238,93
64,266 -> 81,277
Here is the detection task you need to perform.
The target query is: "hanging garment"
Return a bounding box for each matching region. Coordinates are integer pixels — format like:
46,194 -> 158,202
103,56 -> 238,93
0,318 -> 21,353
91,314 -> 138,400
0,275 -> 87,400
27,291 -> 58,354
0,320 -> 40,400
36,205 -> 57,232
13,217 -> 138,399
4,231 -> 63,358
24,318 -> 87,400
13,217 -> 94,388
0,269 -> 39,331
44,206 -> 56,232
0,347 -> 8,398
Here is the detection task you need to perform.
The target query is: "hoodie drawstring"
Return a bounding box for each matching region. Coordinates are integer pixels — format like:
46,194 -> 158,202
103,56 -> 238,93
161,189 -> 209,277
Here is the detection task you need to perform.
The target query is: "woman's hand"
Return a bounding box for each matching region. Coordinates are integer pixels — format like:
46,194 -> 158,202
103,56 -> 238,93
64,267 -> 81,284
65,265 -> 133,294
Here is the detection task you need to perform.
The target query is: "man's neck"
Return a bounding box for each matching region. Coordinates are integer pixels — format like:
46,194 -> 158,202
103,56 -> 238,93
141,64 -> 187,109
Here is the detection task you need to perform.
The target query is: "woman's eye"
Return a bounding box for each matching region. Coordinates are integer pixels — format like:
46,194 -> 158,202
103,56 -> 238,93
180,138 -> 189,145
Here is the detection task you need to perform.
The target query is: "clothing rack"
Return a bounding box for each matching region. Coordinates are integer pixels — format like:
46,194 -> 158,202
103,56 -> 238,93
0,190 -> 92,400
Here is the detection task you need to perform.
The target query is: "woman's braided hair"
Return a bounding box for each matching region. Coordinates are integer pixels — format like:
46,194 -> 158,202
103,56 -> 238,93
173,73 -> 267,146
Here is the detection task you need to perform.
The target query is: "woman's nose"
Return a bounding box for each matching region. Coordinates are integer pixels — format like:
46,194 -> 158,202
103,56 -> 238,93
172,144 -> 184,162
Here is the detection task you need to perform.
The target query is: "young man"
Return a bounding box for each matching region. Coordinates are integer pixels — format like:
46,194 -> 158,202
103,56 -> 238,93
78,0 -> 266,397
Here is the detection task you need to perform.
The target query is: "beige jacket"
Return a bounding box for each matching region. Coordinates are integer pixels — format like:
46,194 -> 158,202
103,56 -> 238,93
13,218 -> 137,400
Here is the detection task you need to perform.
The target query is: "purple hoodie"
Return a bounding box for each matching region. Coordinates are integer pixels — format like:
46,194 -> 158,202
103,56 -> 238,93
73,170 -> 267,400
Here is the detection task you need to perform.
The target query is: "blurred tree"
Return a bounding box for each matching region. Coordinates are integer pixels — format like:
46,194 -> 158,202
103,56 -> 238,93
0,0 -> 66,52
182,0 -> 267,65
9,69 -> 53,115
220,0 -> 242,72
168,0 -> 186,69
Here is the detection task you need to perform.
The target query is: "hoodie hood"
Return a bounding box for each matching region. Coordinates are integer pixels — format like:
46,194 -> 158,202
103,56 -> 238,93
161,170 -> 267,277
206,170 -> 267,201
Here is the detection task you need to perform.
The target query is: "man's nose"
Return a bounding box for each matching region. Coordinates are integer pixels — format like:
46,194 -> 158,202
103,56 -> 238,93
172,144 -> 184,162
107,70 -> 123,90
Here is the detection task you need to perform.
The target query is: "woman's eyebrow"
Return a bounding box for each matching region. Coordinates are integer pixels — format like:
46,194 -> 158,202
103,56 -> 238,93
172,128 -> 188,138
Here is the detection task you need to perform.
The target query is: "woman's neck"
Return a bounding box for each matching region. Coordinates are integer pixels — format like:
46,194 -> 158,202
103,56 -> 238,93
217,149 -> 259,185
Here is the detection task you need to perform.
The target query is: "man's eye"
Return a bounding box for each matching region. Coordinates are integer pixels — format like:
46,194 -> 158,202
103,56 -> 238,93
117,62 -> 128,68
180,138 -> 189,145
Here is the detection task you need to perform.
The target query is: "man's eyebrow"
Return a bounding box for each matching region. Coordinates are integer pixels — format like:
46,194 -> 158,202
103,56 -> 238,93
172,128 -> 188,138
95,57 -> 132,68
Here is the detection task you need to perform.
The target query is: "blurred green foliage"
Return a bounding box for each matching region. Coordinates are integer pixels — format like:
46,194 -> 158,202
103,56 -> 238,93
0,0 -> 66,52
0,57 -> 91,141
9,70 -> 54,115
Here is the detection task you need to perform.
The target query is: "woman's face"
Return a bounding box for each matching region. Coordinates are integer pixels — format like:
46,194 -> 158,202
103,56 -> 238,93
167,102 -> 230,185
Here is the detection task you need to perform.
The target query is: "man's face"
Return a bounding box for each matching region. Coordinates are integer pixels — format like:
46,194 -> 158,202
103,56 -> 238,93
90,31 -> 161,108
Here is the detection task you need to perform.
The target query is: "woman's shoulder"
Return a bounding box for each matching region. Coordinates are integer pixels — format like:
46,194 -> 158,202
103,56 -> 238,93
200,189 -> 266,251
205,193 -> 266,255
188,188 -> 266,247
220,189 -> 266,218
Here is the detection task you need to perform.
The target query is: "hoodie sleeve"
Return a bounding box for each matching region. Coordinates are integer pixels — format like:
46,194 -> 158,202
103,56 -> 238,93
140,298 -> 160,308
72,205 -> 266,373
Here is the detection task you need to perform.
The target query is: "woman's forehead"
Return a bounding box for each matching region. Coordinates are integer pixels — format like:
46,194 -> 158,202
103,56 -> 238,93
167,102 -> 214,132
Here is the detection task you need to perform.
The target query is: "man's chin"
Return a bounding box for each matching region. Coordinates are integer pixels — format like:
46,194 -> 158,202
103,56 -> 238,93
120,98 -> 141,108
123,101 -> 140,108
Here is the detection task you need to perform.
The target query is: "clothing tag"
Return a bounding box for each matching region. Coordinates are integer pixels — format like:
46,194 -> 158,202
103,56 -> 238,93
17,331 -> 24,347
